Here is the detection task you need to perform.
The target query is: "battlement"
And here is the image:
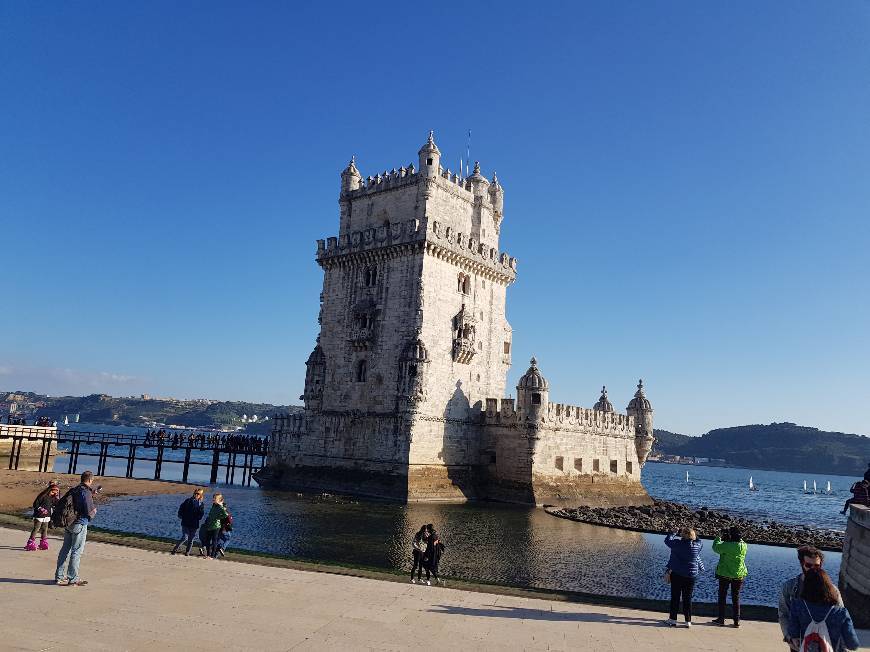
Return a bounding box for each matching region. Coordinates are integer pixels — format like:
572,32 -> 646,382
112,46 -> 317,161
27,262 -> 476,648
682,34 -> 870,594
483,397 -> 635,437
427,220 -> 517,284
343,164 -> 419,198
317,218 -> 426,262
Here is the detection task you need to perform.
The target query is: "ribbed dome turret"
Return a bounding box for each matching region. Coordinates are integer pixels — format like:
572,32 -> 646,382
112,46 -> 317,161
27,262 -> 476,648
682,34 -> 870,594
593,386 -> 613,412
418,130 -> 440,157
627,379 -> 652,411
517,357 -> 549,391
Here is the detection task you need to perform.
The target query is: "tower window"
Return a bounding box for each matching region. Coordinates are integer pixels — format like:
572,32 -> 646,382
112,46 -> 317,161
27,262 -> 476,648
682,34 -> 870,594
574,458 -> 583,472
531,393 -> 541,405
503,342 -> 511,354
426,158 -> 433,165
355,360 -> 367,383
364,267 -> 378,287
457,273 -> 471,294
626,461 -> 633,474
555,456 -> 564,471
610,460 -> 618,474
593,459 -> 600,472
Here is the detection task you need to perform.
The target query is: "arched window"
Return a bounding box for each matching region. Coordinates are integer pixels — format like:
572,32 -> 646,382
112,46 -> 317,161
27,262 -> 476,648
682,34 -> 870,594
364,267 -> 377,287
457,273 -> 471,295
355,360 -> 367,383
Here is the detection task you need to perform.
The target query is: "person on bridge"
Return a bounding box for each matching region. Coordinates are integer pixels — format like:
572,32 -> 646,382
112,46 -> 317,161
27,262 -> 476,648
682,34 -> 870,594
25,480 -> 59,551
171,488 -> 206,556
55,471 -> 99,587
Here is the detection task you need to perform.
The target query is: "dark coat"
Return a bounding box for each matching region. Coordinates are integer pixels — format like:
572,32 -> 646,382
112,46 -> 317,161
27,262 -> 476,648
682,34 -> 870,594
32,489 -> 57,519
178,497 -> 205,529
665,534 -> 703,578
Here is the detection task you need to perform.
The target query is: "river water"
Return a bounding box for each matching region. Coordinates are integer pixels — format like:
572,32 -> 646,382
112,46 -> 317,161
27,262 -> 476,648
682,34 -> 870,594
58,425 -> 860,608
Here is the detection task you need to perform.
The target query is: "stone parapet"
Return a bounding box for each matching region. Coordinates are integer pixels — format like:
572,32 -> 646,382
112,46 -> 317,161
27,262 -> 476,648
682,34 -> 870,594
840,504 -> 870,628
484,398 -> 635,438
426,219 -> 517,285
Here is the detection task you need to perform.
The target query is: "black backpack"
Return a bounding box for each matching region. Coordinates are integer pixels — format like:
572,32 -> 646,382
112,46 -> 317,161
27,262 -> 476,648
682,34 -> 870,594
50,489 -> 79,529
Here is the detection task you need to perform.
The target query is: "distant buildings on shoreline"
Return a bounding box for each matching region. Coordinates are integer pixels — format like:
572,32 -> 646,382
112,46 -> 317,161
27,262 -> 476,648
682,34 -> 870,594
647,453 -> 727,466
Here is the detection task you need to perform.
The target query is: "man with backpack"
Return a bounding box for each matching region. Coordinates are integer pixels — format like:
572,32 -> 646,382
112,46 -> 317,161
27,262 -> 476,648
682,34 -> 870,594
54,471 -> 99,587
778,545 -> 842,650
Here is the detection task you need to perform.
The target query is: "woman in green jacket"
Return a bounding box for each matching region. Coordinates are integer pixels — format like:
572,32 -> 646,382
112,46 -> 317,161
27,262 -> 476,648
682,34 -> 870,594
203,493 -> 228,559
712,525 -> 748,627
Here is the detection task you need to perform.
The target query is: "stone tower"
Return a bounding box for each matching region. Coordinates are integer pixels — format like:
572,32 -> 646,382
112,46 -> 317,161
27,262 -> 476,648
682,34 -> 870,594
265,133 -> 653,507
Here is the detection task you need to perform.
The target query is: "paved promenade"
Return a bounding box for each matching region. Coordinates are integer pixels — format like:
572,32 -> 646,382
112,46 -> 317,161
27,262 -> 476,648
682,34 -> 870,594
0,526 -> 866,651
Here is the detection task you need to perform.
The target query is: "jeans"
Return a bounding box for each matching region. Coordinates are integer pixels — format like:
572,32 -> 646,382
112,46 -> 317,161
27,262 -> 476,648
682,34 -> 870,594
669,572 -> 696,622
172,525 -> 198,555
55,522 -> 88,583
411,549 -> 423,580
717,576 -> 744,623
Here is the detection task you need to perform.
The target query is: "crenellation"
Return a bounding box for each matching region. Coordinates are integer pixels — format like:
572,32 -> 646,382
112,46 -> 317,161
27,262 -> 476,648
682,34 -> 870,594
266,133 -> 653,507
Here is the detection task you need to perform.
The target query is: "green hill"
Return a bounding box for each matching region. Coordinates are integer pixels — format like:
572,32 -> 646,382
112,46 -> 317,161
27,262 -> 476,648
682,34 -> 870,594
653,422 -> 870,476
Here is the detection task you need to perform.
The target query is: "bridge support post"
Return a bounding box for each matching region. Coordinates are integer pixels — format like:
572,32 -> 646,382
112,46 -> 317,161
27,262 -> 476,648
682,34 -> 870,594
210,449 -> 219,484
13,437 -> 23,470
37,439 -> 48,473
7,437 -> 19,470
154,444 -> 164,480
182,447 -> 192,484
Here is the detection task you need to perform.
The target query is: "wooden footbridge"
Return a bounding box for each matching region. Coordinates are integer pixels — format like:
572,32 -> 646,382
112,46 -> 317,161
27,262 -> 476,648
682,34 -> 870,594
0,425 -> 269,486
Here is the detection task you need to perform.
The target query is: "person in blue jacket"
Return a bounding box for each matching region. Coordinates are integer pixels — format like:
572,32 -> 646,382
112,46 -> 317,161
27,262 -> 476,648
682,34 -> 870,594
664,527 -> 704,627
171,488 -> 205,556
788,568 -> 859,651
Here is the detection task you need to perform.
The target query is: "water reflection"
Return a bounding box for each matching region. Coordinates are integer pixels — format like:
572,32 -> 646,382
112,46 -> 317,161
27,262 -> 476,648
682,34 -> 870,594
95,487 -> 836,607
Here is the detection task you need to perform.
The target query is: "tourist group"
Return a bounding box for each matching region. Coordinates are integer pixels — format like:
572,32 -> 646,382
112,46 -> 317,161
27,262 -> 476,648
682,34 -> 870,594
22,473 -> 234,587
662,526 -> 860,650
19,472 -> 865,651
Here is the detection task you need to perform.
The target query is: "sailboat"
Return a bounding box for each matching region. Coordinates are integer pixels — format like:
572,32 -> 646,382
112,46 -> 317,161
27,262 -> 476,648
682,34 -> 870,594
825,481 -> 832,494
686,470 -> 695,486
803,480 -> 810,494
749,476 -> 758,491
63,415 -> 69,426
813,480 -> 818,494
74,414 -> 80,423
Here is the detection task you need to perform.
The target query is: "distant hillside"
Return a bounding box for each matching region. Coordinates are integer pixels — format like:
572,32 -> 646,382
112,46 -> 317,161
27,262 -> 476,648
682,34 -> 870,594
2,391 -> 300,430
653,423 -> 870,476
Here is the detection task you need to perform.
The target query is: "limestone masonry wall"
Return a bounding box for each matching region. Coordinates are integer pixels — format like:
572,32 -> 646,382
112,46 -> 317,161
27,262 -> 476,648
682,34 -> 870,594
839,504 -> 870,628
265,134 -> 654,506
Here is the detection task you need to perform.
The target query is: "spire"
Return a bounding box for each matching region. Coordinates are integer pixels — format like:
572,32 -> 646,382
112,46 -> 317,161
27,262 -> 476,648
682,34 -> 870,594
530,356 -> 537,366
594,385 -> 614,413
635,379 -> 645,397
418,130 -> 440,155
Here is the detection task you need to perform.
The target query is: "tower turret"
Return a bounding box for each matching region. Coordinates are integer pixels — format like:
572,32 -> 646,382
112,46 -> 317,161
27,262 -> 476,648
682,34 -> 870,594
593,386 -> 613,412
626,379 -> 654,466
516,357 -> 549,422
340,156 -> 362,194
418,130 -> 441,179
488,171 -> 504,230
467,161 -> 489,196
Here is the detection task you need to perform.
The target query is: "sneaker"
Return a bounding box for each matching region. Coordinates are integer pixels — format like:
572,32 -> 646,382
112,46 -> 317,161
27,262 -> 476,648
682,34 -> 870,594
56,579 -> 68,586
711,618 -> 725,627
733,622 -> 740,628
410,579 -> 416,584
664,619 -> 677,627
426,580 -> 431,586
68,580 -> 88,587
684,622 -> 692,628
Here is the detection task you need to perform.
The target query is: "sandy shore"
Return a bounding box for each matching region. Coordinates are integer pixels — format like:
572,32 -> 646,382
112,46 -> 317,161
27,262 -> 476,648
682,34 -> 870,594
0,469 -> 199,514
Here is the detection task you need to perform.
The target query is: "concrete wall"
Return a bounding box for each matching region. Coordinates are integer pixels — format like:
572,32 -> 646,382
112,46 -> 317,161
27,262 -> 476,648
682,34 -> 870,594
840,504 -> 870,628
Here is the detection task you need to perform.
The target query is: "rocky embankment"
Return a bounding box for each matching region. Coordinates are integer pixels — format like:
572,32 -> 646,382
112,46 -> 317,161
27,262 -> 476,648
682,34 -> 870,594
547,500 -> 844,552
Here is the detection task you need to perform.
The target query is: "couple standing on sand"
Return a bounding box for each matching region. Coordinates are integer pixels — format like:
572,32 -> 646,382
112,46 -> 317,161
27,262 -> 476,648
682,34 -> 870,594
410,524 -> 445,586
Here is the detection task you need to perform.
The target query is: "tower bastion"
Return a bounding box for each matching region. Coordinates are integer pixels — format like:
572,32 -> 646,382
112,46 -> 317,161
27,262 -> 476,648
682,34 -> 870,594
261,133 -> 653,506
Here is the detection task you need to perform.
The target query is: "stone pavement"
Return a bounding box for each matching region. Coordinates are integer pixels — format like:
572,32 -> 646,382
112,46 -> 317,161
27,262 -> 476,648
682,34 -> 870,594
0,527 -> 866,651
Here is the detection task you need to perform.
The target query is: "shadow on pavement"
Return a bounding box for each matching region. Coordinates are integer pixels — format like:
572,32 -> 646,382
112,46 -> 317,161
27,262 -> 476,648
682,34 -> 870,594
429,604 -> 667,626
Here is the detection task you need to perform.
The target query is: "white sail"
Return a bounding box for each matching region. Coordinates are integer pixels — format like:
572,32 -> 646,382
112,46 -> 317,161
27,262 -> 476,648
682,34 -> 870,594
63,415 -> 68,425
686,471 -> 689,483
813,480 -> 817,493
804,480 -> 808,492
749,476 -> 754,490
826,481 -> 832,493
75,413 -> 80,423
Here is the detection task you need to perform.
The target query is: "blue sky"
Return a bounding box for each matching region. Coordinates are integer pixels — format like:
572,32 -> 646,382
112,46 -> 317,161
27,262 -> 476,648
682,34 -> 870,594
1,3 -> 868,436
